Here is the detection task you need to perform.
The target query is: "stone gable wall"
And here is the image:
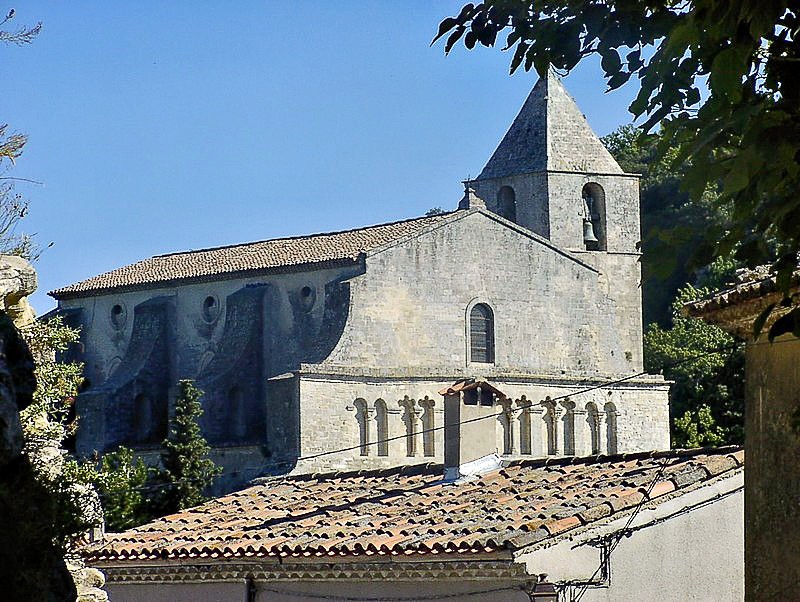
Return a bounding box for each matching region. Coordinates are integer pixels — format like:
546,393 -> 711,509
321,211 -> 639,375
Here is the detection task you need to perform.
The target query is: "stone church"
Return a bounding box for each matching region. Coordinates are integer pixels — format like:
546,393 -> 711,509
50,72 -> 669,492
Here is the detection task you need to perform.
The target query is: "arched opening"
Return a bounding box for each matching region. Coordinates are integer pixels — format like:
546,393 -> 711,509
582,183 -> 607,251
586,402 -> 601,454
354,399 -> 369,456
562,401 -> 576,456
518,398 -> 532,455
604,402 -> 618,454
496,186 -> 517,223
374,399 -> 389,457
228,386 -> 247,441
132,393 -> 152,444
469,303 -> 495,364
420,398 -> 435,457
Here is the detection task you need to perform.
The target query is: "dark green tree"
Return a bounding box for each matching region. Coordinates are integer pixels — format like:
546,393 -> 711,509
150,380 -> 221,514
601,125 -> 725,327
434,1 -> 800,338
643,258 -> 745,447
90,448 -> 150,532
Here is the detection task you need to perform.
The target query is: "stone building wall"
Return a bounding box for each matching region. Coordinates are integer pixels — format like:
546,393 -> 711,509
321,210 -> 641,375
62,263 -> 358,457
294,369 -> 669,473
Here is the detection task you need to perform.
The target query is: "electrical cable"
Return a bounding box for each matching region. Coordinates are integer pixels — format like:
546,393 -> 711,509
94,340 -> 740,494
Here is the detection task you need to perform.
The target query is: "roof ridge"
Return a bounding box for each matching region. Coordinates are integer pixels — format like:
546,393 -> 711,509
154,211 -> 459,259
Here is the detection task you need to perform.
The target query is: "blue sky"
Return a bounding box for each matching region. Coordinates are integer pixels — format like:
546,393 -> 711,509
5,2 -> 641,313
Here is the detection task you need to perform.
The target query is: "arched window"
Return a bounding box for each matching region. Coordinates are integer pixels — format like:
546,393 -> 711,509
133,393 -> 153,444
604,402 -> 618,455
354,399 -> 369,456
374,399 -> 389,457
469,303 -> 495,364
496,186 -> 517,223
518,398 -> 532,455
562,401 -> 576,456
132,393 -> 167,445
586,403 -> 601,455
228,386 -> 247,441
420,398 -> 435,457
582,183 -> 607,251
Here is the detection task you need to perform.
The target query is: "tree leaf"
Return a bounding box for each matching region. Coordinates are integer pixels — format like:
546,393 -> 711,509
433,17 -> 458,44
753,302 -> 776,339
600,48 -> 622,74
710,46 -> 746,101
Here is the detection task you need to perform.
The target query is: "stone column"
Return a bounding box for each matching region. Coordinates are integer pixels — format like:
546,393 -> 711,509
553,407 -> 564,456
499,400 -> 515,455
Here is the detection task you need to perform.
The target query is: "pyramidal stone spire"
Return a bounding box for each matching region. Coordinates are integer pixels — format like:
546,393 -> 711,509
477,69 -> 623,180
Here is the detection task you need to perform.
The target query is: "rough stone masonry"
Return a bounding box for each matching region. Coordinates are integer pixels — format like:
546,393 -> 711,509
49,71 -> 670,493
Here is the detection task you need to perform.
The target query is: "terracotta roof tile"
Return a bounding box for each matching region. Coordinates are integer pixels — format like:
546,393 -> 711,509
83,447 -> 743,562
50,211 -> 457,299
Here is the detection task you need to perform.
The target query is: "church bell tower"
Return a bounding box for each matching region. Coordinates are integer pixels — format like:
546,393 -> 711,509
470,70 -> 641,258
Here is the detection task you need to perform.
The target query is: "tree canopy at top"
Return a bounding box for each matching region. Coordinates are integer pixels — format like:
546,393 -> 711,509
435,1 -> 800,337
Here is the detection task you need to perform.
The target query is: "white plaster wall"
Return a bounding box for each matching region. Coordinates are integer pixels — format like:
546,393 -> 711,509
518,474 -> 744,602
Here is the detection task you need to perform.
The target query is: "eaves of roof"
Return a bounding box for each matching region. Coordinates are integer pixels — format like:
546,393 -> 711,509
81,446 -> 743,565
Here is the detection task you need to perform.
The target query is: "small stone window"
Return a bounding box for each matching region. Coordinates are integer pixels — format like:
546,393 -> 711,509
132,393 -> 167,446
228,386 -> 247,440
469,303 -> 495,364
110,303 -> 127,330
374,399 -> 389,456
202,295 -> 220,323
298,285 -> 316,312
496,186 -> 517,223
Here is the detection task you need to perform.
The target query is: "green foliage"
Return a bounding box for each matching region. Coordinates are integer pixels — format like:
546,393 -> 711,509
643,267 -> 745,447
602,125 -> 727,327
151,380 -> 221,515
71,380 -> 222,531
91,448 -> 152,532
425,207 -> 446,216
18,316 -> 102,548
435,1 -> 800,334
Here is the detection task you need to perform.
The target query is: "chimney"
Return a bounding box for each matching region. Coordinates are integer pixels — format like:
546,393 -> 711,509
440,379 -> 506,481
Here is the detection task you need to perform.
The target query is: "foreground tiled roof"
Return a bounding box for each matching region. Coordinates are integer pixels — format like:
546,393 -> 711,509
83,447 -> 743,563
685,266 -> 800,317
50,212 -> 457,299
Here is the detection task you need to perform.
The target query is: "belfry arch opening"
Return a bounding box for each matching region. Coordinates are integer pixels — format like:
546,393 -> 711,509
496,186 -> 517,223
582,183 -> 607,251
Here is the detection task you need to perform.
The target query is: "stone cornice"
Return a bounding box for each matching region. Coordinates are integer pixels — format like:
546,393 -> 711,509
96,558 -> 530,584
295,365 -> 668,389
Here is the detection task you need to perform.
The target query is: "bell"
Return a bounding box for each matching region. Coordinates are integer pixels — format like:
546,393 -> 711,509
583,218 -> 599,244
